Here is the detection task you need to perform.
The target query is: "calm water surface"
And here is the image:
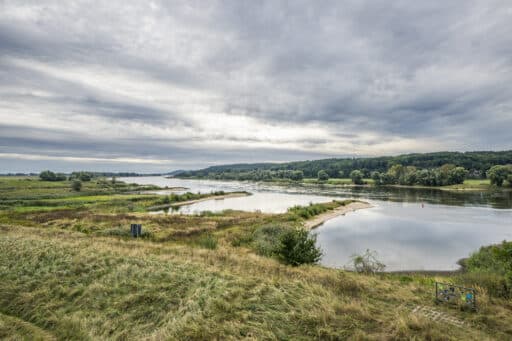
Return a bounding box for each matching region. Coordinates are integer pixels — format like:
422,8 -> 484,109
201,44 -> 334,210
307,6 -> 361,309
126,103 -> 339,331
121,176 -> 512,271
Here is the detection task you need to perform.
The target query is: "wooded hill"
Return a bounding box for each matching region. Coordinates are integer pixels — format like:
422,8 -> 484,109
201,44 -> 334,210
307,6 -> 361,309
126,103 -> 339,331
179,150 -> 512,179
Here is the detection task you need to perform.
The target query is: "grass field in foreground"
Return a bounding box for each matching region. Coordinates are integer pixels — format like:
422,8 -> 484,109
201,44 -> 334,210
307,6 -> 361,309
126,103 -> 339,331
0,177 -> 511,339
3,225 -> 511,340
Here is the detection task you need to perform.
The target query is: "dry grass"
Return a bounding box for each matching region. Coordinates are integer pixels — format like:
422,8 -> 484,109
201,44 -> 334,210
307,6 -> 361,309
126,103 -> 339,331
1,225 -> 510,340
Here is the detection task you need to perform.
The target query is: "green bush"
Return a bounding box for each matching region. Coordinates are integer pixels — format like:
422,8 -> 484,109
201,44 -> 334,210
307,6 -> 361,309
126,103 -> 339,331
276,228 -> 323,266
71,180 -> 82,192
288,201 -> 344,219
456,272 -> 510,299
39,170 -> 66,181
462,240 -> 512,298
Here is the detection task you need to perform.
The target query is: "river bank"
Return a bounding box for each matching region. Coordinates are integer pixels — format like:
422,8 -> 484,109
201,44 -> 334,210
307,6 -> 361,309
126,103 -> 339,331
304,201 -> 373,229
147,191 -> 250,211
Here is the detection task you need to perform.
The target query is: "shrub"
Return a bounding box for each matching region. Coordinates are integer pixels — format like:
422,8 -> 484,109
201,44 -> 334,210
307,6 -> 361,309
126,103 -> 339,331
72,180 -> 82,192
351,249 -> 386,274
462,240 -> 512,298
287,201 -> 342,219
277,228 -> 323,266
69,171 -> 94,182
39,170 -> 66,181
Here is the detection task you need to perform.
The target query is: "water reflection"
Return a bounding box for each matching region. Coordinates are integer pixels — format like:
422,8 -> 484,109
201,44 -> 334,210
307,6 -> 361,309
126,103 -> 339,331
174,192 -> 337,214
314,202 -> 512,271
121,176 -> 512,209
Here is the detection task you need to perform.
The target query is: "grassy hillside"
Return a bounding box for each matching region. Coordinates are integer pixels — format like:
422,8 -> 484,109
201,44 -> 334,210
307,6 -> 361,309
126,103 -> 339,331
1,177 -> 511,339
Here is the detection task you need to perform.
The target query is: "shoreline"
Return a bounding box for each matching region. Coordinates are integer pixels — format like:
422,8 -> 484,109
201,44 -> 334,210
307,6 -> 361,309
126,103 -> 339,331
174,177 -> 500,192
304,201 -> 373,229
147,192 -> 250,210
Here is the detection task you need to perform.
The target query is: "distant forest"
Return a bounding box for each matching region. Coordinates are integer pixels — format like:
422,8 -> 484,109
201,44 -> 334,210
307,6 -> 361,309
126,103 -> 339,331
179,151 -> 512,181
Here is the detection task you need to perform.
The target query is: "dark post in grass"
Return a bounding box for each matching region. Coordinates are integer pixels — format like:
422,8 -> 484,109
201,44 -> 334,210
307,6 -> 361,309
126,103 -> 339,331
130,224 -> 142,237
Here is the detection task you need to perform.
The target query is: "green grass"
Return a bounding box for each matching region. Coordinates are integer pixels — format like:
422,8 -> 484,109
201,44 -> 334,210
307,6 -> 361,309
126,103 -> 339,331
1,177 -> 511,339
442,179 -> 493,191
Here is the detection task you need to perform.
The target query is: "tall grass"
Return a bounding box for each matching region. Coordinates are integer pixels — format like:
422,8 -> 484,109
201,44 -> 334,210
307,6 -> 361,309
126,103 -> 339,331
2,226 -> 507,340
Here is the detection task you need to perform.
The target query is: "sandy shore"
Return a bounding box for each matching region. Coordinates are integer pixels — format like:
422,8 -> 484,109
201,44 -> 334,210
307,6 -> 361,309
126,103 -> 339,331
304,201 -> 373,229
148,192 -> 250,210
172,192 -> 249,207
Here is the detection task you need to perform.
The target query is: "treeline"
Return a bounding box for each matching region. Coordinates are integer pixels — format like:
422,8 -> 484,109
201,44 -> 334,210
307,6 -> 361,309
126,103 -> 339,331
39,170 -> 98,182
180,150 -> 512,180
362,164 -> 512,187
366,164 -> 468,186
202,169 -> 304,181
37,171 -> 151,182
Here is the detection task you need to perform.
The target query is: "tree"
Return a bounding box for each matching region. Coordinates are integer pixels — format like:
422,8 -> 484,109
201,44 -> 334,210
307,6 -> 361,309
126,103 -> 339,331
437,164 -> 456,185
71,171 -> 93,182
487,165 -> 511,186
72,180 -> 82,191
350,170 -> 364,185
289,170 -> 304,181
448,167 -> 468,185
386,164 -> 404,184
371,171 -> 382,185
39,170 -> 66,181
277,228 -> 323,266
39,170 -> 56,181
317,170 -> 329,181
402,166 -> 418,185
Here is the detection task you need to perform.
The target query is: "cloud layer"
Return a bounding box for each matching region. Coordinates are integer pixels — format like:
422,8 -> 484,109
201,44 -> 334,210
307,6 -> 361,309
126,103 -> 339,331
1,0 -> 511,172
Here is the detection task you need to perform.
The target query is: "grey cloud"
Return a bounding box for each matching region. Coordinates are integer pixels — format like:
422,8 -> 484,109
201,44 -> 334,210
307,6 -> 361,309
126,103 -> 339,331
0,0 -> 511,172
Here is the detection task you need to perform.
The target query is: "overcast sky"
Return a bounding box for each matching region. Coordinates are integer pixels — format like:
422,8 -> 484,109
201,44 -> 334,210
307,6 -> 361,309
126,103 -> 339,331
1,1 -> 511,173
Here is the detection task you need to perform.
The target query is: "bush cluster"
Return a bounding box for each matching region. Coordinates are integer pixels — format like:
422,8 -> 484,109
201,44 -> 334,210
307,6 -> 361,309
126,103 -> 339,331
39,170 -> 66,181
486,165 -> 512,187
276,228 -> 323,266
288,203 -> 331,219
460,241 -> 512,298
370,164 -> 468,186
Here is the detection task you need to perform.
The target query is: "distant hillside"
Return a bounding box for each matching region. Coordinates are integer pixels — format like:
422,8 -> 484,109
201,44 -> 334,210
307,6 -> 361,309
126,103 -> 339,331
179,150 -> 512,179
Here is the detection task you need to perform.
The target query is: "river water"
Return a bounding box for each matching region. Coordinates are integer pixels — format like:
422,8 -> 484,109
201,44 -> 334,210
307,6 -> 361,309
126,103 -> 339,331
121,176 -> 512,271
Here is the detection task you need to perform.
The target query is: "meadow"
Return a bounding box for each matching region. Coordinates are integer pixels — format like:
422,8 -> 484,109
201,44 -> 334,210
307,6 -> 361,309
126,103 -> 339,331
1,176 -> 511,340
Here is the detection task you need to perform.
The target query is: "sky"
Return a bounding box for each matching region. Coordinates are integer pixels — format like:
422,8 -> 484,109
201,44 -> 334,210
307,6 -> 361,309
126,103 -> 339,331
1,1 -> 512,173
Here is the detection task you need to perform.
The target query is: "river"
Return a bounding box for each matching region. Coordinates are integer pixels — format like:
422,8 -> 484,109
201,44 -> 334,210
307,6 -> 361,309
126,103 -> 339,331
121,176 -> 512,271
